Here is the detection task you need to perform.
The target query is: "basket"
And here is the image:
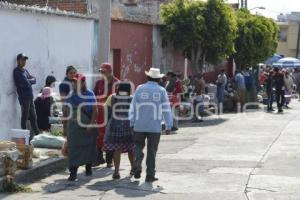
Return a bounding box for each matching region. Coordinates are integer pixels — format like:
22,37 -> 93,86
0,141 -> 18,176
16,144 -> 33,169
0,141 -> 16,151
4,156 -> 17,175
0,154 -> 6,176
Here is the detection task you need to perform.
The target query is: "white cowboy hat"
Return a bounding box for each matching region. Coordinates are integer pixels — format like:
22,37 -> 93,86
145,68 -> 164,79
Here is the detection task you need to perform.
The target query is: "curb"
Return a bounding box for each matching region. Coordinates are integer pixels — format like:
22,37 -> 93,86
0,157 -> 67,189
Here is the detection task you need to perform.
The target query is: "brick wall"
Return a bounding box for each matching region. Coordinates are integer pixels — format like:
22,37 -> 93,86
1,0 -> 88,14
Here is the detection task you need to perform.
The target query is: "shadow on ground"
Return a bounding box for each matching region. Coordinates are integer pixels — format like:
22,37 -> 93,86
40,167 -> 163,199
42,167 -> 113,193
179,118 -> 228,128
87,177 -> 164,198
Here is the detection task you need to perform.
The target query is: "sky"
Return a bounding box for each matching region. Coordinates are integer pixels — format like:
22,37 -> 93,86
227,0 -> 300,19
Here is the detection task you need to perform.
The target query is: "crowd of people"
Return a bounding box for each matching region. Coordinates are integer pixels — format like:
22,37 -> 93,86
12,52 -> 300,183
219,65 -> 300,113
259,66 -> 300,112
13,53 -> 173,183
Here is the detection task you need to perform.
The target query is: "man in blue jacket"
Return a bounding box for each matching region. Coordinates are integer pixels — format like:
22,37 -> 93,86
129,68 -> 173,182
13,53 -> 40,140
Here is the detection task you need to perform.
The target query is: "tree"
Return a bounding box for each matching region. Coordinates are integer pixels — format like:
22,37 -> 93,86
160,0 -> 237,75
233,9 -> 279,69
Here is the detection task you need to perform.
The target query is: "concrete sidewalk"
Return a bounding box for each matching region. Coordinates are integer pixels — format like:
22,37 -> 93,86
1,100 -> 300,200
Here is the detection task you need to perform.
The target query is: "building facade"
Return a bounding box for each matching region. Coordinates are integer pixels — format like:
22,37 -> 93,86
2,0 -> 233,83
277,12 -> 300,58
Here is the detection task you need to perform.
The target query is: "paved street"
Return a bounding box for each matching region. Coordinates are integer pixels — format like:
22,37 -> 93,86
2,101 -> 300,200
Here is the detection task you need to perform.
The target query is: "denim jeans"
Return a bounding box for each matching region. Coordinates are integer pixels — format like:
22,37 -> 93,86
20,99 -> 40,140
134,132 -> 160,177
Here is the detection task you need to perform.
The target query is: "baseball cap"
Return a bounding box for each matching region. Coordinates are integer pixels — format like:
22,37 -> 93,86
99,63 -> 112,72
17,53 -> 28,60
71,73 -> 86,82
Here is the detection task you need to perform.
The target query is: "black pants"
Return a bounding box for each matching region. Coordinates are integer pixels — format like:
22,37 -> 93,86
267,92 -> 274,110
105,150 -> 114,164
134,132 -> 160,177
69,164 -> 92,175
20,99 -> 40,140
276,89 -> 285,111
97,149 -> 113,164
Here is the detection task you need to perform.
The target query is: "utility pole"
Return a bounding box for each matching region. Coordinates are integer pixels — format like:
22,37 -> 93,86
87,0 -> 111,72
241,0 -> 248,9
296,23 -> 300,59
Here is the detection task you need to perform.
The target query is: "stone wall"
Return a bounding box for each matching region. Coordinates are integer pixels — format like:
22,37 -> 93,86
111,0 -> 171,25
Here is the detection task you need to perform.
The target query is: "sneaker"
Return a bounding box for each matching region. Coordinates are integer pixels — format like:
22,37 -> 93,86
145,176 -> 158,183
106,163 -> 113,168
86,169 -> 92,176
130,169 -> 135,176
112,172 -> 120,180
68,174 -> 77,181
134,170 -> 141,179
171,127 -> 178,131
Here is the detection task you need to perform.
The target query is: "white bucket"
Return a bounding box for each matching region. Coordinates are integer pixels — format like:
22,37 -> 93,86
11,129 -> 30,145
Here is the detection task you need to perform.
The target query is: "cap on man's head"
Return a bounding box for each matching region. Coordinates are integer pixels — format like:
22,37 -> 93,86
17,53 -> 28,61
99,63 -> 112,72
71,73 -> 86,82
166,71 -> 175,76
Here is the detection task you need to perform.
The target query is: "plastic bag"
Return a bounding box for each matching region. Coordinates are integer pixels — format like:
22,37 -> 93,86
30,133 -> 65,149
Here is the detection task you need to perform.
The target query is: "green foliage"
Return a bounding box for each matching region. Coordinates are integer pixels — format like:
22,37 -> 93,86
160,0 -> 206,50
233,9 -> 279,69
204,0 -> 237,65
51,129 -> 63,137
160,0 -> 237,74
1,180 -> 32,193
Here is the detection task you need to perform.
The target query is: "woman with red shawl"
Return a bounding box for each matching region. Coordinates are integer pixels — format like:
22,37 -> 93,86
94,63 -> 119,167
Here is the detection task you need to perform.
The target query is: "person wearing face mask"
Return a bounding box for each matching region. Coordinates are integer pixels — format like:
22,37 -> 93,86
103,82 -> 135,180
94,63 -> 120,167
65,73 -> 98,181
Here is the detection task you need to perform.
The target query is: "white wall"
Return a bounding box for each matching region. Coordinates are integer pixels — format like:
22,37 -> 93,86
0,9 -> 96,140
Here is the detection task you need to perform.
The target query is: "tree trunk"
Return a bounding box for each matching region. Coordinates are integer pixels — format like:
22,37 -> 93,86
190,48 -> 202,75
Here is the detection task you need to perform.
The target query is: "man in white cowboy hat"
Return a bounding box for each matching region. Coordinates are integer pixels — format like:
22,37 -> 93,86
129,67 -> 173,182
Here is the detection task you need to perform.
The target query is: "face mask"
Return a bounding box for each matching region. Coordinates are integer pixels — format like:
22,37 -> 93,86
119,91 -> 128,96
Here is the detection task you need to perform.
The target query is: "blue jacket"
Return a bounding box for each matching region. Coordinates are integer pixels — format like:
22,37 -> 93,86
59,77 -> 72,97
129,81 -> 173,133
13,67 -> 36,102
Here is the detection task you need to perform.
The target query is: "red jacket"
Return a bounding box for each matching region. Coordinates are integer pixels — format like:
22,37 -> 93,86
94,76 -> 119,147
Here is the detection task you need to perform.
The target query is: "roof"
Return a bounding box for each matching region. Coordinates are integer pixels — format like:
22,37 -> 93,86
0,1 -> 96,20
